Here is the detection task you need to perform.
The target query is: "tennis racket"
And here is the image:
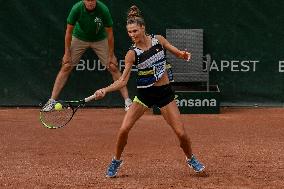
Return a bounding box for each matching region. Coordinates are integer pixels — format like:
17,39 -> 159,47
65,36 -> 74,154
39,94 -> 97,129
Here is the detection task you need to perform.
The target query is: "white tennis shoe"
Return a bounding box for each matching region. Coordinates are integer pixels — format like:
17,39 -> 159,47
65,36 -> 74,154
42,99 -> 57,112
124,98 -> 132,111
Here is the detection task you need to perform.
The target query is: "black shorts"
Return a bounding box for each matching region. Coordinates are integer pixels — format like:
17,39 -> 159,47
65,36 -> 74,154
134,84 -> 175,108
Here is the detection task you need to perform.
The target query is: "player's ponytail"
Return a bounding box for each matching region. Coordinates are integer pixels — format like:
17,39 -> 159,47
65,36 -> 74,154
127,5 -> 145,26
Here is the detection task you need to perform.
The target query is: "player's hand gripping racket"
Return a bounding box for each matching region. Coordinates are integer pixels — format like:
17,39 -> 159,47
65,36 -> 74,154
39,94 -> 96,129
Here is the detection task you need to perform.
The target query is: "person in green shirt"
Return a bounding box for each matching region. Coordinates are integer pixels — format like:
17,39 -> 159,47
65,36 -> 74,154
42,0 -> 132,111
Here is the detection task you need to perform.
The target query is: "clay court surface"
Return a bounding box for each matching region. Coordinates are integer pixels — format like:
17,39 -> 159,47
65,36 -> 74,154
0,107 -> 283,189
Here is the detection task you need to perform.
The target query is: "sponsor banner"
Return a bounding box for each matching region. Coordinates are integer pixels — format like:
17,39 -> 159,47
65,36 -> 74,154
1,0 -> 283,106
153,85 -> 220,114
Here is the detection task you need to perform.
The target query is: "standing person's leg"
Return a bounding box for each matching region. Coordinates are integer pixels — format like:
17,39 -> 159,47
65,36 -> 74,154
160,101 -> 205,173
51,37 -> 89,99
50,63 -> 74,100
106,101 -> 148,178
90,39 -> 132,111
42,37 -> 88,111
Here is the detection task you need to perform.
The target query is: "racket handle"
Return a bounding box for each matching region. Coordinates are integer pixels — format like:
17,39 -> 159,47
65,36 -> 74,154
85,94 -> 97,102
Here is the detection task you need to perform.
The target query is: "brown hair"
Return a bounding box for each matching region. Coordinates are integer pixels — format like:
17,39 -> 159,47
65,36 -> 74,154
126,5 -> 145,26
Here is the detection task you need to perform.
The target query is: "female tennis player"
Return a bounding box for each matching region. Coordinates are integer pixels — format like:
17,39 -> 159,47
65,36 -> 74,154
95,5 -> 205,178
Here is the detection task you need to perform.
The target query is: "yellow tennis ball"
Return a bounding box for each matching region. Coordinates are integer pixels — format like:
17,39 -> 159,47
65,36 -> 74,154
54,103 -> 63,111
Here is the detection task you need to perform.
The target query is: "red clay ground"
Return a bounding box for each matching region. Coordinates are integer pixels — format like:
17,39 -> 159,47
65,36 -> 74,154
0,107 -> 283,189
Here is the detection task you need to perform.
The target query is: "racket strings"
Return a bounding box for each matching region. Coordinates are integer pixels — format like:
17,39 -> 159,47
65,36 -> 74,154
40,107 -> 73,128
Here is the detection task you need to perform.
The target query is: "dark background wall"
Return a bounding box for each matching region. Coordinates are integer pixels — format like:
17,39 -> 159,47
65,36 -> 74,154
0,0 -> 283,106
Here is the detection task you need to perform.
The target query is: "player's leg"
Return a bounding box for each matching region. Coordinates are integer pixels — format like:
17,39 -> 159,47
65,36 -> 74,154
42,37 -> 88,111
106,100 -> 148,177
90,39 -> 132,111
115,101 -> 148,159
160,101 -> 192,157
160,101 -> 205,172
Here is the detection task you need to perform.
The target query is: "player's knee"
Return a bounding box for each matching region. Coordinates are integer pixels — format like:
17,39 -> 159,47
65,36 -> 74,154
61,64 -> 74,73
174,125 -> 186,139
118,127 -> 130,137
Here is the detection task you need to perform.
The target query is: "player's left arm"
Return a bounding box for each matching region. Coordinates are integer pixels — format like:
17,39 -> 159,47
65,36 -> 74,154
156,35 -> 191,61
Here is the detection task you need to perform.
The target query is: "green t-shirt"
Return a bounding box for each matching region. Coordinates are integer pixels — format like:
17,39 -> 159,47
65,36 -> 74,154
67,0 -> 113,42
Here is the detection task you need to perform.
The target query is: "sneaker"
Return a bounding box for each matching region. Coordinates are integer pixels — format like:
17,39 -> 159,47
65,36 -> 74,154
41,99 -> 57,112
186,155 -> 205,173
124,98 -> 132,111
106,158 -> 123,178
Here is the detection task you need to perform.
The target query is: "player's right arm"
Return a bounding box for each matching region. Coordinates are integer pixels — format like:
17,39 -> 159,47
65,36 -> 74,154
95,50 -> 135,99
62,24 -> 74,64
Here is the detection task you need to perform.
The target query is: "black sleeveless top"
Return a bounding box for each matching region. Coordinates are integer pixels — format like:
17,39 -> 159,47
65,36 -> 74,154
130,35 -> 174,88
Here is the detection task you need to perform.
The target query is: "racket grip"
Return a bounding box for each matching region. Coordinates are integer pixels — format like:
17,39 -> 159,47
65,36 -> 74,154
85,94 -> 97,102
